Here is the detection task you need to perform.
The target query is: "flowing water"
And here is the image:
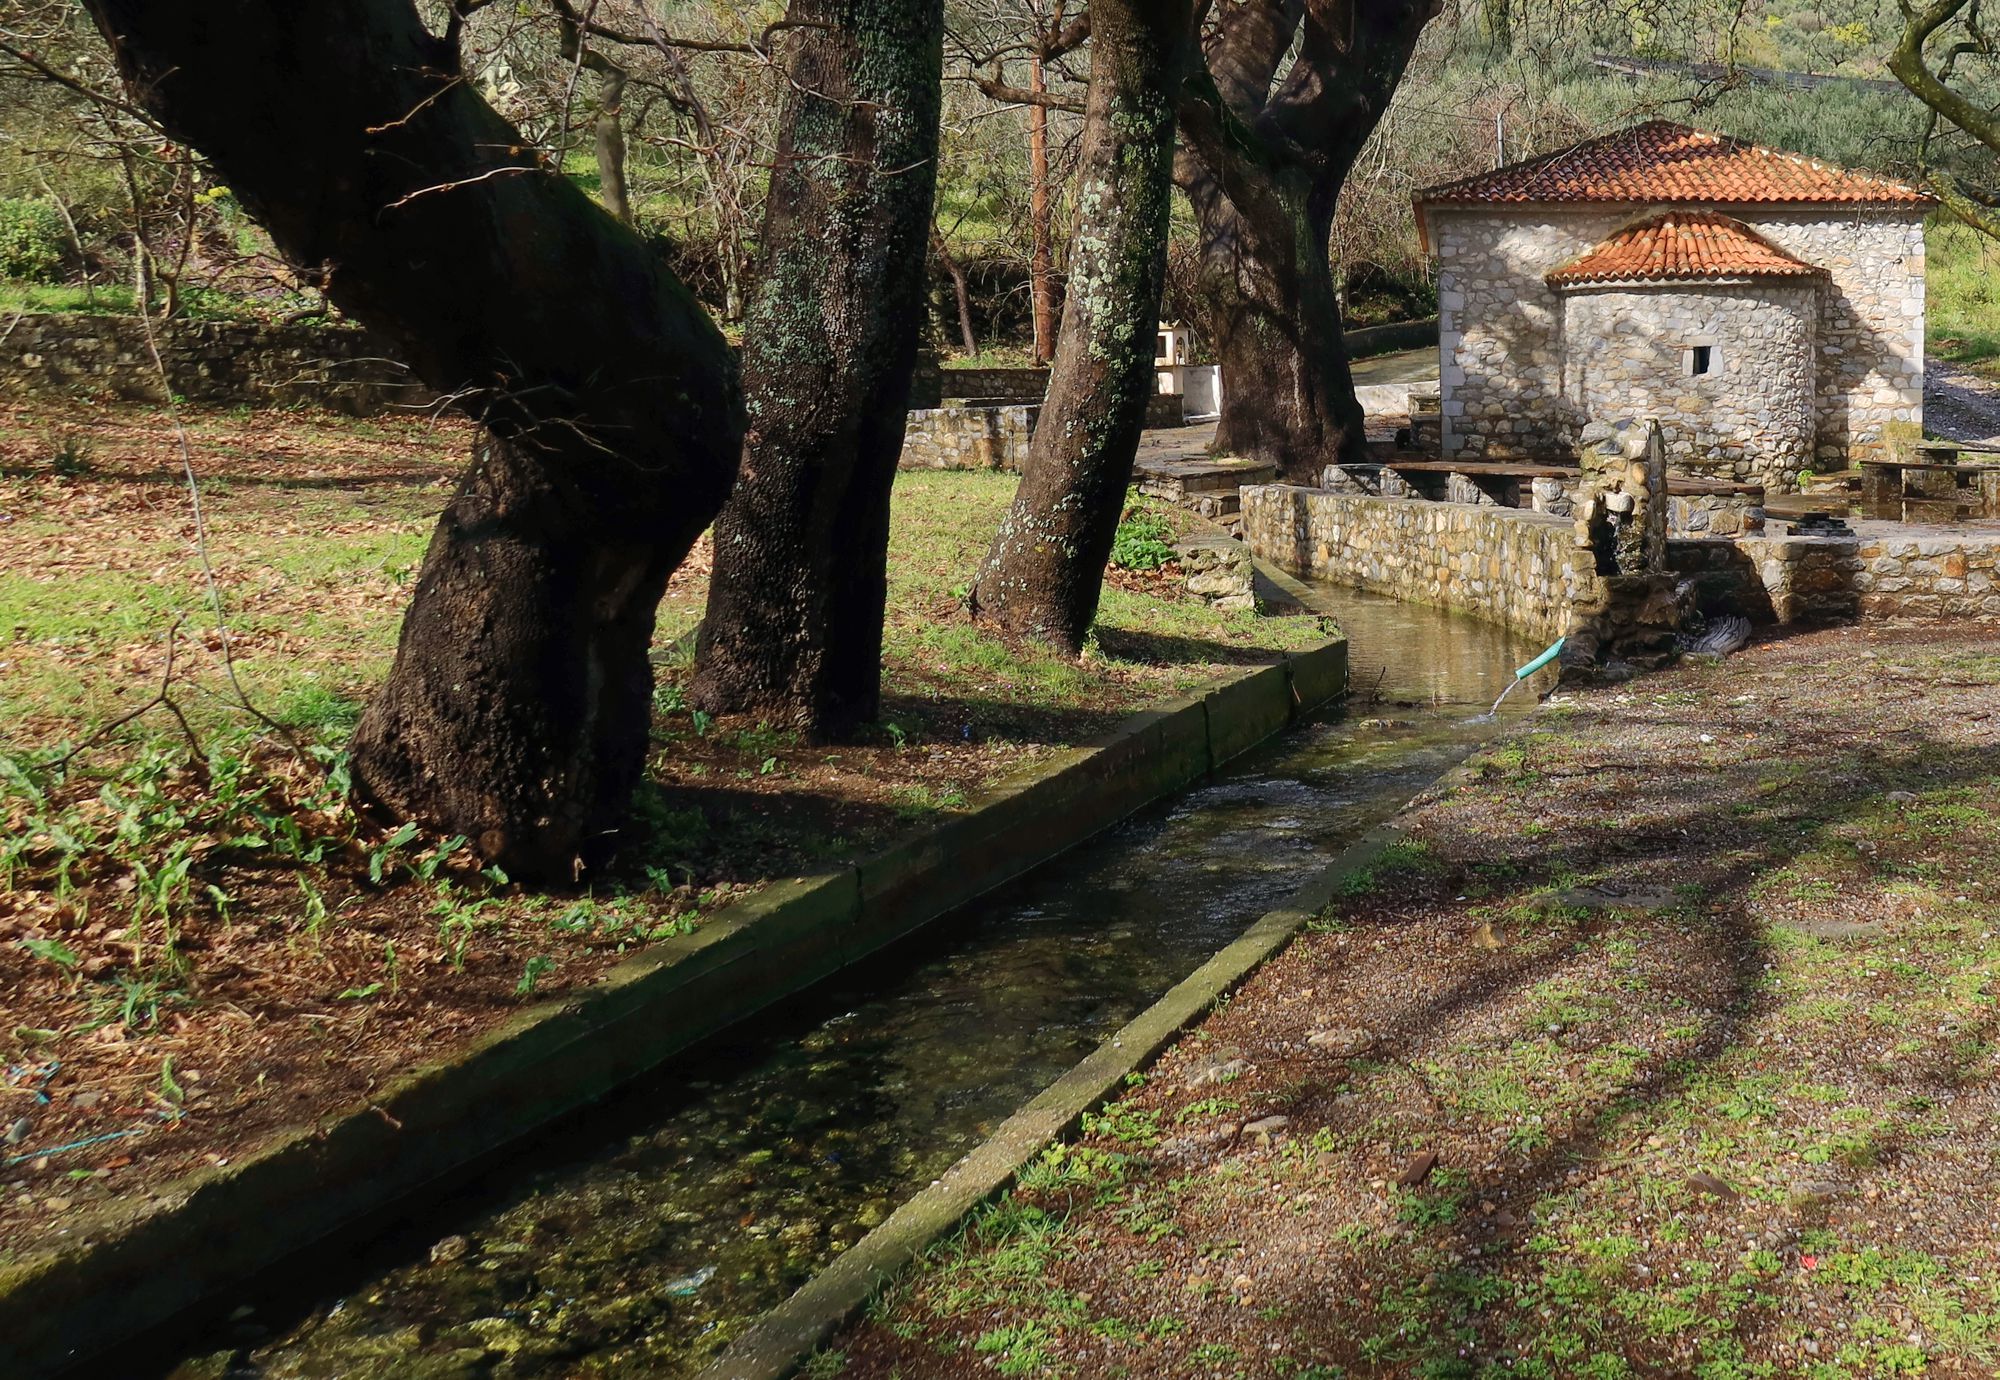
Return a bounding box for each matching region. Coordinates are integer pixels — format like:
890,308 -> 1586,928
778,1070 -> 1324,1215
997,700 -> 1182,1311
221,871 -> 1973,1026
149,587 -> 1536,1380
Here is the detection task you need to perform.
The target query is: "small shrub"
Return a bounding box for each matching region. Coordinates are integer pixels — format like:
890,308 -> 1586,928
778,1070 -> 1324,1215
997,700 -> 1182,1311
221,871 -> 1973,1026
1109,507 -> 1175,571
44,429 -> 93,477
0,198 -> 69,284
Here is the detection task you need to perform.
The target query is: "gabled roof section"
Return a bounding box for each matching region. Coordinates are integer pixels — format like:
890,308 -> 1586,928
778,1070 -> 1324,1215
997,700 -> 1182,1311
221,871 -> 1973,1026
1546,211 -> 1827,289
1414,120 -> 1931,210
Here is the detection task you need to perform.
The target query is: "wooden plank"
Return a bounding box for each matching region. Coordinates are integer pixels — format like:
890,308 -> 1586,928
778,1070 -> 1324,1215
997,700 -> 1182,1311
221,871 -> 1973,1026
1381,460 -> 1575,478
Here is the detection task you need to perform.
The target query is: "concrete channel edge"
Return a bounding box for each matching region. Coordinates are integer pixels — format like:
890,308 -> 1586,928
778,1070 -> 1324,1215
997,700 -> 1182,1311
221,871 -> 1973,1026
1,637 -> 1348,1378
698,821 -> 1413,1380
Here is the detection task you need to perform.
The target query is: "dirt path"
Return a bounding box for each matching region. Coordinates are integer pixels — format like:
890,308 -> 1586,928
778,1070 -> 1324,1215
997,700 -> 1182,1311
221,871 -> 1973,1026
834,619 -> 2000,1379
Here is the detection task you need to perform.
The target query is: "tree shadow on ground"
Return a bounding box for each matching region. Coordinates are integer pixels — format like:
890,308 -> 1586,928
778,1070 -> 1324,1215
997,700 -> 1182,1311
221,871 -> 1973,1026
1264,726 -> 2000,1375
1092,624 -> 1302,669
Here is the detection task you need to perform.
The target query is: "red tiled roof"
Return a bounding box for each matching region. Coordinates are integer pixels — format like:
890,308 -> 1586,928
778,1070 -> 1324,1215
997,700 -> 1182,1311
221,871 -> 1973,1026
1414,120 -> 1931,208
1546,211 -> 1826,288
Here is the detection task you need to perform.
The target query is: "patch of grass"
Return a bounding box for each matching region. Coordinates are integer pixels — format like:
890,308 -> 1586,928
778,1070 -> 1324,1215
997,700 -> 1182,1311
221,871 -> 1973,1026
1334,838 -> 1438,897
274,682 -> 364,735
1928,218 -> 2000,373
0,279 -> 295,321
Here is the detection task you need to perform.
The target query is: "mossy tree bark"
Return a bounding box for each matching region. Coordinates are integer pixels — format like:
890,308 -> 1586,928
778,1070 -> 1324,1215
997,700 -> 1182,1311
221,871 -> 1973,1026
79,0 -> 742,879
1178,0 -> 1440,481
967,0 -> 1196,652
689,0 -> 944,738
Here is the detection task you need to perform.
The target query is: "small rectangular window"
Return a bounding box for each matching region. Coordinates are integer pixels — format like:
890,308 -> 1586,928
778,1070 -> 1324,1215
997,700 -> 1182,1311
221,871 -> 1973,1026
1688,345 -> 1714,376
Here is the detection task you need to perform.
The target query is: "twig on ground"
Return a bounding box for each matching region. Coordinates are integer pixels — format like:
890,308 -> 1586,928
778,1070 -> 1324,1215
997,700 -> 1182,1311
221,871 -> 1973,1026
50,616 -> 205,774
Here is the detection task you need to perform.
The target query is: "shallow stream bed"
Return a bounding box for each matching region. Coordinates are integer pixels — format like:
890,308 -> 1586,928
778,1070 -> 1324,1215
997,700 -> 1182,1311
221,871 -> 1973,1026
148,587 -> 1535,1380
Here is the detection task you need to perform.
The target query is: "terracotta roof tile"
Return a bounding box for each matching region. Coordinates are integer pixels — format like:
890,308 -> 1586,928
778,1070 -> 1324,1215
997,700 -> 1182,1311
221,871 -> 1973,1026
1546,211 -> 1826,288
1415,120 -> 1931,207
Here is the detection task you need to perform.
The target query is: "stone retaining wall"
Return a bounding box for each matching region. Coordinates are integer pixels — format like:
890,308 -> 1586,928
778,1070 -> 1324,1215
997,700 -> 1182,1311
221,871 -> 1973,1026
1240,484 -> 1593,639
1855,534 -> 2000,618
899,404 -> 1038,471
897,394 -> 1181,472
1,311 -> 427,414
1669,534 -> 1862,624
939,366 -> 1047,404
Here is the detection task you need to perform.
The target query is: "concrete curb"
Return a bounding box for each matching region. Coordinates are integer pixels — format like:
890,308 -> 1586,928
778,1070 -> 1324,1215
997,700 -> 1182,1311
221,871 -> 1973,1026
1345,317 -> 1439,360
697,823 -> 1410,1380
3,638 -> 1347,1379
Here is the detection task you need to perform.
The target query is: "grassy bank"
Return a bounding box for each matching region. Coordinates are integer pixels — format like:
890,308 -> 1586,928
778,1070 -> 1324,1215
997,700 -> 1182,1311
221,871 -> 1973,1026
0,399 -> 1325,1253
1928,218 -> 2000,377
833,622 -> 2000,1380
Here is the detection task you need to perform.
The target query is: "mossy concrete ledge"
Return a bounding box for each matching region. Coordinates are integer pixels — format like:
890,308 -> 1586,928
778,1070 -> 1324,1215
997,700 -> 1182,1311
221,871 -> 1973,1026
0,635 -> 1346,1378
699,823 -> 1411,1380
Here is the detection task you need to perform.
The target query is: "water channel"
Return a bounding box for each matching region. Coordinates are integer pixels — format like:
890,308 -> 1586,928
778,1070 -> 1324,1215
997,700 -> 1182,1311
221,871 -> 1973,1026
147,585 -> 1536,1380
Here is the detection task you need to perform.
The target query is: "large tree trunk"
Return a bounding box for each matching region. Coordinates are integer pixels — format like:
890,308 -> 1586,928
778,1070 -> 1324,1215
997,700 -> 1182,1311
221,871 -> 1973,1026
81,0 -> 742,879
688,0 -> 943,738
968,0 -> 1194,652
1190,168 -> 1362,480
1176,0 -> 1439,481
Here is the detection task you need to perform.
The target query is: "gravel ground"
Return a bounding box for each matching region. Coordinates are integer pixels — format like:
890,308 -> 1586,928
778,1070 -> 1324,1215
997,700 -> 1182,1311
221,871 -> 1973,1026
1924,360 -> 2000,447
832,618 -> 2000,1380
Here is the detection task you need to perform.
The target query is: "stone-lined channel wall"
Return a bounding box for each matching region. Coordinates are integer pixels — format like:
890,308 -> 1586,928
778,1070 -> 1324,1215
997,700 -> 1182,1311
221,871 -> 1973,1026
1,311 -> 427,414
1241,484 -> 1594,640
0,640 -> 1347,1378
1243,484 -> 1993,637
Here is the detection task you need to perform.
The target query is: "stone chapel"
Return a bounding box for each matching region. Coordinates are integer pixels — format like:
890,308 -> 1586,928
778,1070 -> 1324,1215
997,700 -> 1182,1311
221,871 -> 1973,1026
1414,121 -> 1932,489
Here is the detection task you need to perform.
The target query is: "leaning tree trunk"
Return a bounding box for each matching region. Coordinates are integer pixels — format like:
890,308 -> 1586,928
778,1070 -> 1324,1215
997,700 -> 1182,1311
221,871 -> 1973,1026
968,0 -> 1194,652
933,224 -> 980,356
1176,0 -> 1439,482
82,0 -> 742,879
688,0 -> 943,738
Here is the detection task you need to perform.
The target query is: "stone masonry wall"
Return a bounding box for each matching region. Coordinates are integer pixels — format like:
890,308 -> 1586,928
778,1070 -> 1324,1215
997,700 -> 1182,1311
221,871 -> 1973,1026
1432,205 -> 1925,473
1240,483 -> 1595,640
1,312 -> 427,414
938,367 -> 1048,403
898,404 -> 1038,471
936,367 -> 1180,427
1854,534 -> 2000,618
1245,483 -> 1997,638
1736,534 -> 1863,622
1559,282 -> 1818,488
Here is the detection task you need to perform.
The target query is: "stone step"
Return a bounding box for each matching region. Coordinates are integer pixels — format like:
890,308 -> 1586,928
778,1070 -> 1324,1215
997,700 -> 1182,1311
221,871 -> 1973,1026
1132,454 -> 1278,503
